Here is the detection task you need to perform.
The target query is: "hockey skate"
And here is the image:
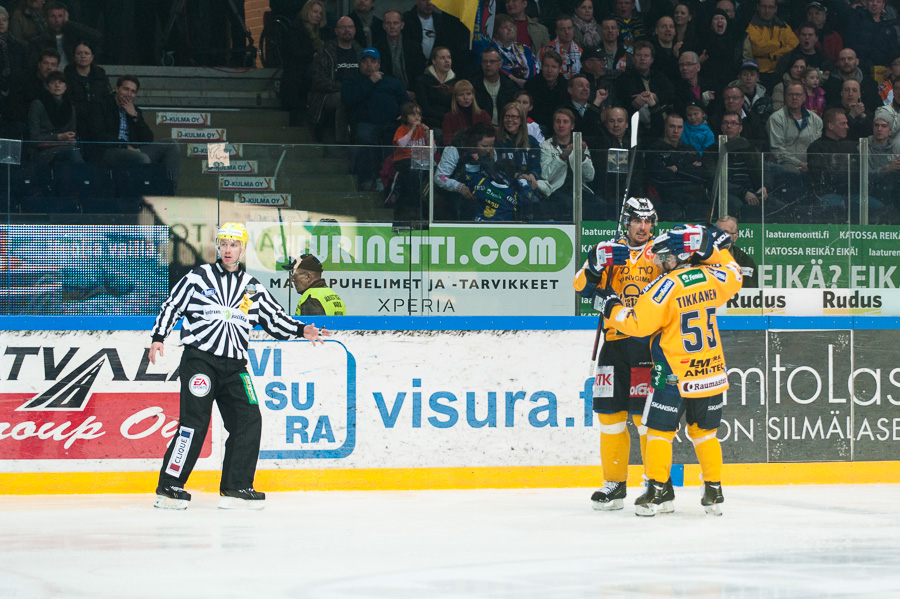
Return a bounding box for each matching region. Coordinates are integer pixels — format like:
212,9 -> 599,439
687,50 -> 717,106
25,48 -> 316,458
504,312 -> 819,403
701,481 -> 724,516
634,479 -> 675,517
218,488 -> 266,510
590,481 -> 626,511
154,485 -> 191,510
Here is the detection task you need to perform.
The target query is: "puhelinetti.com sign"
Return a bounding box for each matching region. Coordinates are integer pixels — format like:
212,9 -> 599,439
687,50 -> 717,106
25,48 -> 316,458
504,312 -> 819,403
243,222 -> 577,316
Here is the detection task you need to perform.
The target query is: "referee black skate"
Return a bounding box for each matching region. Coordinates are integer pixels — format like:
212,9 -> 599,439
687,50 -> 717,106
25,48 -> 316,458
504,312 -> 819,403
149,222 -> 331,510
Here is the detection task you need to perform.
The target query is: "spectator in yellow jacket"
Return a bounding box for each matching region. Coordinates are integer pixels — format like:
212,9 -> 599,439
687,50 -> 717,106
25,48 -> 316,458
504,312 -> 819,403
743,0 -> 798,89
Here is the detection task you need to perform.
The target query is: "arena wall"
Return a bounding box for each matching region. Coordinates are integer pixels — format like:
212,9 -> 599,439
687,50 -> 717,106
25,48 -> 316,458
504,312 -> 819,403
2,316 -> 899,494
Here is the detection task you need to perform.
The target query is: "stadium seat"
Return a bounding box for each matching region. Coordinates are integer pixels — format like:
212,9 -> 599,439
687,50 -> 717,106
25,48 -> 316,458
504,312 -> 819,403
52,163 -> 114,200
10,164 -> 53,207
740,204 -> 762,223
655,202 -> 683,223
24,195 -> 82,214
111,164 -> 175,199
683,203 -> 711,223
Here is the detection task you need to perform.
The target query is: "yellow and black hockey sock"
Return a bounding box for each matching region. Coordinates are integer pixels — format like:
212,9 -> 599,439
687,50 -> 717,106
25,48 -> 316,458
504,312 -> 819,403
645,428 -> 676,483
633,413 -> 647,467
688,424 -> 722,483
597,412 -> 630,483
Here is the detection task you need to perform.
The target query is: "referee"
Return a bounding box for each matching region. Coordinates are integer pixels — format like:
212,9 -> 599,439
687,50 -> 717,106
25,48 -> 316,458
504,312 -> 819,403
149,222 -> 330,510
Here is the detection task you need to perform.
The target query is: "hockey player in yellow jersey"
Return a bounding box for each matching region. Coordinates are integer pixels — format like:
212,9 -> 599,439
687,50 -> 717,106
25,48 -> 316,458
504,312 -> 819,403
573,197 -> 663,511
593,223 -> 743,516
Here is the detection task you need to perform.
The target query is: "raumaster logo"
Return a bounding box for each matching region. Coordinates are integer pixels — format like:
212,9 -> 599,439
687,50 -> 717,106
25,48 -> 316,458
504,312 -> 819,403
680,373 -> 728,395
0,345 -> 212,460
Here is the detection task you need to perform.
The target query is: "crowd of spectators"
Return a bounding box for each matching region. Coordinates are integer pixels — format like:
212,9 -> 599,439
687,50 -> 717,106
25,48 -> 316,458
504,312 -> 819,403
0,0 -> 206,207
4,0 -> 900,223
1,38 -> 177,203
275,0 -> 900,223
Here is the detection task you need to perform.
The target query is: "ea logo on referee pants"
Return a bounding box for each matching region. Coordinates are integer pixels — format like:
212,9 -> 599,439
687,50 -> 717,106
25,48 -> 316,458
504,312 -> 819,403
189,374 -> 211,397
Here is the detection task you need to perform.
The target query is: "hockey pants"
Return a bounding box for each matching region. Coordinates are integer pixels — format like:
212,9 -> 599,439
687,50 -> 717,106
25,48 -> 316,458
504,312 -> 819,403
158,346 -> 262,492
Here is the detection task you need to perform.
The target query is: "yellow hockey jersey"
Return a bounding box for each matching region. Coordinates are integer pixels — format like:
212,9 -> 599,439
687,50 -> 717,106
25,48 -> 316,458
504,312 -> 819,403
574,237 -> 662,341
605,247 -> 743,398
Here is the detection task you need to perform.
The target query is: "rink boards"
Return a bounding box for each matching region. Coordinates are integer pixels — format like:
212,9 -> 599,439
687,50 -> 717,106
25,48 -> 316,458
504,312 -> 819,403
1,316 -> 900,494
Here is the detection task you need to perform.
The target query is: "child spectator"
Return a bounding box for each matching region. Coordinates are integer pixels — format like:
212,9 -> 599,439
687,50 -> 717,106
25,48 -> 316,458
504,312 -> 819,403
442,80 -> 491,146
465,158 -> 530,221
389,102 -> 431,221
680,100 -> 715,155
514,89 -> 544,143
801,67 -> 825,116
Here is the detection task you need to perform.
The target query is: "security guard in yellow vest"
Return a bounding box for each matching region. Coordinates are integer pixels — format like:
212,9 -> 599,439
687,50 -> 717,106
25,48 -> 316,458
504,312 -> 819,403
289,254 -> 347,316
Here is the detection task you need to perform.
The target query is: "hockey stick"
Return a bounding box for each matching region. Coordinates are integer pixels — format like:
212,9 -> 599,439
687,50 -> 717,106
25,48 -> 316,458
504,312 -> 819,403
589,110 -> 641,366
707,134 -> 727,224
275,206 -> 295,310
272,150 -> 294,269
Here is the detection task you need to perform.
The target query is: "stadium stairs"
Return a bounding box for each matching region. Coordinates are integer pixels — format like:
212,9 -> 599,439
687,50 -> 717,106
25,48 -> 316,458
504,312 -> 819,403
90,66 -> 392,223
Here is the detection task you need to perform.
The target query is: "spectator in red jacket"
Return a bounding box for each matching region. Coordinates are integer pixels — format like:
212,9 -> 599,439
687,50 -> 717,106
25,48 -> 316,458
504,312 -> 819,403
805,2 -> 843,65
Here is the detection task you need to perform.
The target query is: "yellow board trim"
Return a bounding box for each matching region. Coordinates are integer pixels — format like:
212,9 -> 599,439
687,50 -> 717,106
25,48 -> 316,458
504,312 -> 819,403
4,462 -> 900,495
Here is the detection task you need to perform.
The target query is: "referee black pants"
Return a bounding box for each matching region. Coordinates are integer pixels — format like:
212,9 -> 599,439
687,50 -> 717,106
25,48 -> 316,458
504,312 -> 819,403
158,346 -> 262,492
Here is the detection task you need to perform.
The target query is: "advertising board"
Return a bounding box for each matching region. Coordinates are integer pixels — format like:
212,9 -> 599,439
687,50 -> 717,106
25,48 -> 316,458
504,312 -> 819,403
3,328 -> 898,479
245,223 -> 578,316
579,223 -> 900,316
0,225 -> 169,316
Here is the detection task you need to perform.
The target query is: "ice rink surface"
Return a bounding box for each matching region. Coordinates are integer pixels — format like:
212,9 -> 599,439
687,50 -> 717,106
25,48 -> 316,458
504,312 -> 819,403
1,485 -> 898,599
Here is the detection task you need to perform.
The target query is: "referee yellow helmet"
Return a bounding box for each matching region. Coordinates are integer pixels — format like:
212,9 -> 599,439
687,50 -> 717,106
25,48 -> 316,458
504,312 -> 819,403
217,222 -> 249,246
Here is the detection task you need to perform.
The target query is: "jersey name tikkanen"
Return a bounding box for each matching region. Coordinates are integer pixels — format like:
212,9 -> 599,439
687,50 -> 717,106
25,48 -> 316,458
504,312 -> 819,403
608,249 -> 743,397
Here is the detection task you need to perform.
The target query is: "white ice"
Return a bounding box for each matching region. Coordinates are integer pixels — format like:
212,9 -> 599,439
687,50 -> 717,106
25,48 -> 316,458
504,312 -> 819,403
1,485 -> 898,598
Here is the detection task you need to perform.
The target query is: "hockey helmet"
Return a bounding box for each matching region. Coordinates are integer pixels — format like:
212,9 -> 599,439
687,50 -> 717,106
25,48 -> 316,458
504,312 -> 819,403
216,222 -> 249,246
620,197 -> 657,230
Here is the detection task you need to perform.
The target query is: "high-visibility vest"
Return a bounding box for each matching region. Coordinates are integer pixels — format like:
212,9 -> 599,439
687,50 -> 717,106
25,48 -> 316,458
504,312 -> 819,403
295,286 -> 347,316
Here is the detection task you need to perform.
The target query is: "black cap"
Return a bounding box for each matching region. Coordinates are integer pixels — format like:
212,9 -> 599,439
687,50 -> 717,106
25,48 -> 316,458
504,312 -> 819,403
807,1 -> 827,13
282,253 -> 323,273
582,47 -> 603,62
685,98 -> 704,110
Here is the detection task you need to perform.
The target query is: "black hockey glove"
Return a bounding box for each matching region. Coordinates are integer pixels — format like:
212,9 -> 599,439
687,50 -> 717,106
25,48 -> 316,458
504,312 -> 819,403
592,287 -> 623,319
706,223 -> 733,251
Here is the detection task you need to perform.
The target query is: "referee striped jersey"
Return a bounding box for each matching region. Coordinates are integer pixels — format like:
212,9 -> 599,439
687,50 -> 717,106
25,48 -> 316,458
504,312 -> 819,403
151,262 -> 305,359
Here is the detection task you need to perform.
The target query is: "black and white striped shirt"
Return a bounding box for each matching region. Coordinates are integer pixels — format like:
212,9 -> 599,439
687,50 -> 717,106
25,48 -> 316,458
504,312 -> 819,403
151,262 -> 305,359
